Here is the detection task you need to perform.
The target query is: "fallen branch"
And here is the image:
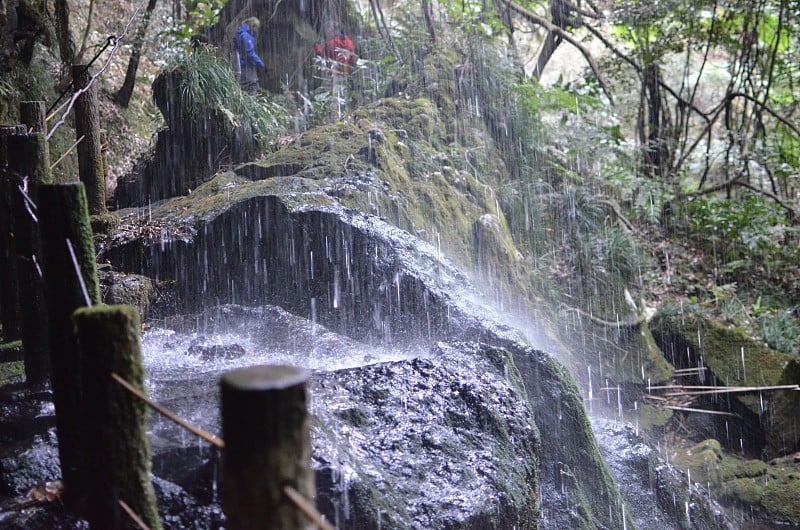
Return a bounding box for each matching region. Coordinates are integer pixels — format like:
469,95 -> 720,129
661,405 -> 739,417
665,384 -> 800,397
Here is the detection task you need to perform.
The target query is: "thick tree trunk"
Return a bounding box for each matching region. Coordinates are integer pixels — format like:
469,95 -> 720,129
54,0 -> 75,67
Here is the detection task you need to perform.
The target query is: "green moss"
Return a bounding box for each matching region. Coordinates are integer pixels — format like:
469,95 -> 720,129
673,439 -> 724,484
762,465 -> 800,523
653,311 -> 792,389
636,402 -> 673,431
0,360 -> 24,386
672,438 -> 800,525
722,477 -> 765,505
151,173 -> 332,221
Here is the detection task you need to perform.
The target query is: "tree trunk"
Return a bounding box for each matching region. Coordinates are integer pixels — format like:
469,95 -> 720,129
73,64 -> 107,214
115,0 -> 158,107
54,0 -> 75,67
643,62 -> 671,179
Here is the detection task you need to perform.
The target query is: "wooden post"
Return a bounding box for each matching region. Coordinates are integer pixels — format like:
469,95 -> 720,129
38,181 -> 101,513
221,365 -> 315,530
20,100 -> 47,134
0,125 -> 25,342
7,132 -> 52,386
73,305 -> 162,530
0,124 -> 26,165
72,64 -> 107,214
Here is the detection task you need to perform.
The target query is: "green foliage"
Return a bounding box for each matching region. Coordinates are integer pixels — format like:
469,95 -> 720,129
686,193 -> 791,265
163,0 -> 228,49
160,49 -> 287,147
441,0 -> 507,37
752,298 -> 800,355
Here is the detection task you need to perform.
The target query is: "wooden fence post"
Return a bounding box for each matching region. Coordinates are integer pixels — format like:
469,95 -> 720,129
38,181 -> 101,513
73,305 -> 162,530
20,100 -> 47,134
221,364 -> 315,530
7,131 -> 53,386
72,64 -> 106,215
0,125 -> 25,342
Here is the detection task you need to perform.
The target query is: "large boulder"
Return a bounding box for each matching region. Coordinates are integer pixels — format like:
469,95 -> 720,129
99,178 -> 632,528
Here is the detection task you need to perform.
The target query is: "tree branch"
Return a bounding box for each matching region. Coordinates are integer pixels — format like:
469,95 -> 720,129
502,0 -> 614,105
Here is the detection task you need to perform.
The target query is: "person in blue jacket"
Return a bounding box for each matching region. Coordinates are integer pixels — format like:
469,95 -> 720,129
233,17 -> 266,92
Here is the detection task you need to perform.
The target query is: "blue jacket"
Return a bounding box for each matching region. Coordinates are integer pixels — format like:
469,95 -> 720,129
234,23 -> 265,70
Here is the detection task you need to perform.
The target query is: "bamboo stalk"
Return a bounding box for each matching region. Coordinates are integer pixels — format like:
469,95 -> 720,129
674,367 -> 707,373
664,384 -> 799,397
119,499 -> 151,530
283,485 -> 336,530
50,135 -> 84,170
110,372 -> 225,449
660,405 -> 739,416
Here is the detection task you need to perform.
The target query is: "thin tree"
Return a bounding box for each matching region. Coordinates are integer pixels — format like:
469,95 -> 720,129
54,0 -> 76,68
76,0 -> 97,63
115,0 -> 159,107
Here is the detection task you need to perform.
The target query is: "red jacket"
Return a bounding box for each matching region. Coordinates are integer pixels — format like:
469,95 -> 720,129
314,35 -> 356,72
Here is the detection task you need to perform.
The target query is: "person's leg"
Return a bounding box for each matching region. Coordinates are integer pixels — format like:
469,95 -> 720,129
241,66 -> 259,92
332,70 -> 346,118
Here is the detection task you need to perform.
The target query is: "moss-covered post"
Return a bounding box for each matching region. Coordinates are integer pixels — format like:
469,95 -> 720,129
72,64 -> 106,214
0,125 -> 25,342
221,365 -> 315,530
7,131 -> 53,386
73,305 -> 162,530
38,182 -> 101,513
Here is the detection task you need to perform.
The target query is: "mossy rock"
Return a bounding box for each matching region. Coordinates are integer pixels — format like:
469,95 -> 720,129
672,438 -> 800,526
228,101 -> 535,308
767,359 -> 800,458
652,307 -> 791,389
761,460 -> 800,525
99,270 -> 155,319
673,438 -> 725,484
652,307 -> 796,457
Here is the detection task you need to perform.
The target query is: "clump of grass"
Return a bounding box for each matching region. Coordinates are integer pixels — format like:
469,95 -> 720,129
155,48 -> 288,150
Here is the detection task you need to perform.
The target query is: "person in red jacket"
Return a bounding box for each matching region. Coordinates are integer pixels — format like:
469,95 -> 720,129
313,28 -> 357,118
314,30 -> 356,75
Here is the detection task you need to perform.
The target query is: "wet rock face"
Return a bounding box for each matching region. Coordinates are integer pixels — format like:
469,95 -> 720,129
592,418 -> 732,530
102,193 -> 480,348
311,341 -> 540,529
98,184 -> 634,528
138,323 -> 540,528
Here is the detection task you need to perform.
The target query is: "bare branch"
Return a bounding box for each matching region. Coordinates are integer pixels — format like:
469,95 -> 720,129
502,0 -> 615,105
